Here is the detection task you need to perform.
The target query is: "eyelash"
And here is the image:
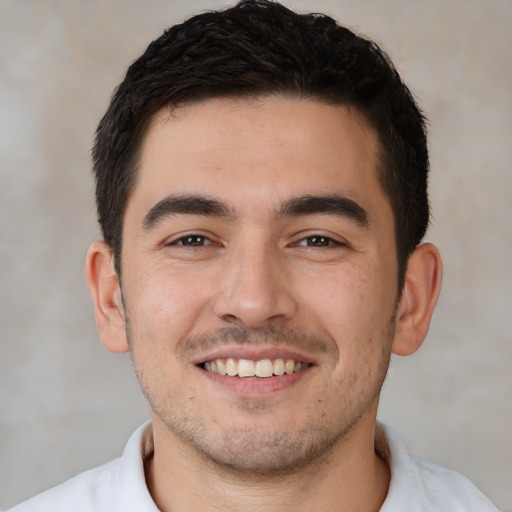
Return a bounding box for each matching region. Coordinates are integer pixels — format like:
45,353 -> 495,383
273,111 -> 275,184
167,233 -> 345,249
294,235 -> 344,248
168,234 -> 216,247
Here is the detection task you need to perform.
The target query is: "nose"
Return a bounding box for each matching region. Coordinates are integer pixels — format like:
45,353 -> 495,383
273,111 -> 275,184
212,240 -> 298,329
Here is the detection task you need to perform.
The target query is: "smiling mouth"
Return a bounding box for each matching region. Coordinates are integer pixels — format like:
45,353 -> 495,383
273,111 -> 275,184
200,358 -> 310,378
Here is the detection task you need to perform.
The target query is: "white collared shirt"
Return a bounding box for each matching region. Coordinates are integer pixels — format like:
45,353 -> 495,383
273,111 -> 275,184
7,422 -> 498,511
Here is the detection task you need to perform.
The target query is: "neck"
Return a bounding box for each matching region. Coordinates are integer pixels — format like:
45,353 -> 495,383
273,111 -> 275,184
145,410 -> 390,512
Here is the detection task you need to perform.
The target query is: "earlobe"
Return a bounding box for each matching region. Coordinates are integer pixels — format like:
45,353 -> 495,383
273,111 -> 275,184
392,242 -> 443,356
85,241 -> 129,353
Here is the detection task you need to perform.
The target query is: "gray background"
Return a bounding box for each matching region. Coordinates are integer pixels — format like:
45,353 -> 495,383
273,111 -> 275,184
1,0 -> 510,509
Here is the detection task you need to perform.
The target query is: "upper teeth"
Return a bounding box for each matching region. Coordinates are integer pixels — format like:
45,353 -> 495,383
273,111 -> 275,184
203,358 -> 308,378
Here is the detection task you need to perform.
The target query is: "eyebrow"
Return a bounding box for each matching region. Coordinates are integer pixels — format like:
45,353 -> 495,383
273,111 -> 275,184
142,194 -> 235,230
141,192 -> 369,231
279,194 -> 369,227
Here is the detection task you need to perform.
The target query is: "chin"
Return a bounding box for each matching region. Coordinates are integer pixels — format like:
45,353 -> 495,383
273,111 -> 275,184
166,417 -> 348,477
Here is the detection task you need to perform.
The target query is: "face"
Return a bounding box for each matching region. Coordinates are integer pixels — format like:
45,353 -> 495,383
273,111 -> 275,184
119,97 -> 399,474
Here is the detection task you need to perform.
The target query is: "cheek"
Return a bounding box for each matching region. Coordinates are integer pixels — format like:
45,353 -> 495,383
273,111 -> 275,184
304,264 -> 389,325
124,263 -> 215,345
299,261 -> 396,359
123,266 -> 214,395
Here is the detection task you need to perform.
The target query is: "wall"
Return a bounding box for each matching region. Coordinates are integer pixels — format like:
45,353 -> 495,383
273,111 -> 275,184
1,0 -> 510,509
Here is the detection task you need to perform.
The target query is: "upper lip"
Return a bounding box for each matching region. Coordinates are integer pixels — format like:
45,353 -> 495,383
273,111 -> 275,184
192,346 -> 318,366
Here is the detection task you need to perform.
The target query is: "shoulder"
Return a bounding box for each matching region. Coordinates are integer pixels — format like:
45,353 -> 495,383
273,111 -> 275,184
377,423 -> 499,512
6,458 -> 121,512
6,422 -> 157,512
408,455 -> 499,511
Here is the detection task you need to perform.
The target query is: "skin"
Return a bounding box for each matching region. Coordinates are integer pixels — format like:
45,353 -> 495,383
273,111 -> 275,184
86,96 -> 442,511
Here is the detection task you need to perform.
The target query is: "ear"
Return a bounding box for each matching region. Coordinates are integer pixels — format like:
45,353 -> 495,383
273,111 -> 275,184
85,241 -> 129,353
392,242 -> 443,356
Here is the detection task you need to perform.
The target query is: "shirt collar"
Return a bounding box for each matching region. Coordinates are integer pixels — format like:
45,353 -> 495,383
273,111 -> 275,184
114,420 -> 159,512
376,422 -> 430,512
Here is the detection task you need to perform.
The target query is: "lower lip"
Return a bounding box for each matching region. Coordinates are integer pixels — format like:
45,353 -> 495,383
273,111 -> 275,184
199,367 -> 312,397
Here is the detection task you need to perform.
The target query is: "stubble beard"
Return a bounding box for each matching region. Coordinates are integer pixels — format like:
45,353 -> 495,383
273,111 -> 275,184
126,316 -> 396,478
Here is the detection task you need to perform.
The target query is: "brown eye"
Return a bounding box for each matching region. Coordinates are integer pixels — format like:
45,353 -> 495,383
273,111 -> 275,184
305,236 -> 332,247
175,235 -> 210,246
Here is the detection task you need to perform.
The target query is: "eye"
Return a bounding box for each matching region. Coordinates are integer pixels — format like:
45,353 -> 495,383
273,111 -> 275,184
297,235 -> 341,247
171,235 -> 213,247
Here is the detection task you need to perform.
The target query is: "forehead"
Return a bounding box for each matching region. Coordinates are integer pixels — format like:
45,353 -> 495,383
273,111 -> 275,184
130,96 -> 390,223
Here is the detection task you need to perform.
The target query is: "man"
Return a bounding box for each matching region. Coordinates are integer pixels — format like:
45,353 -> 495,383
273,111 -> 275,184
9,1 -> 498,510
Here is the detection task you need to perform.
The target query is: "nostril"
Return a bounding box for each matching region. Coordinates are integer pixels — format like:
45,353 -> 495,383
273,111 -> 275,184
213,281 -> 298,329
221,314 -> 239,324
